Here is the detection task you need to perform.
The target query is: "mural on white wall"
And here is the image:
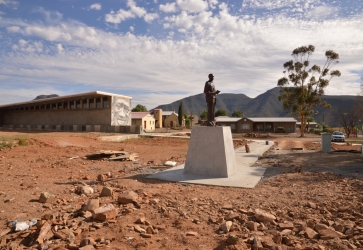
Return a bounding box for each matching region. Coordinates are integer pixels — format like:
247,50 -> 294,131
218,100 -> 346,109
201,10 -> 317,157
111,96 -> 131,126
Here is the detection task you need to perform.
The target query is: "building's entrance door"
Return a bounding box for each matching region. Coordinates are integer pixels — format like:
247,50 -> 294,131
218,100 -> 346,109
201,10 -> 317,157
144,121 -> 146,129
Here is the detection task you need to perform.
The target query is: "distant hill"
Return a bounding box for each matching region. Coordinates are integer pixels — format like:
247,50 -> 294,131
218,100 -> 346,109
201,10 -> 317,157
33,94 -> 59,100
154,87 -> 358,127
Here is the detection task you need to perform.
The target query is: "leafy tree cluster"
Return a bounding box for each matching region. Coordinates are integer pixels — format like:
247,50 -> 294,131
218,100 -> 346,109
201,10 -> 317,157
277,45 -> 341,137
132,104 -> 148,112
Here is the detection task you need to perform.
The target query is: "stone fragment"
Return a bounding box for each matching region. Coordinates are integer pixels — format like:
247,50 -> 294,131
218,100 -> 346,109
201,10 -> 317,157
92,204 -> 117,222
134,225 -> 146,233
315,223 -> 329,232
222,204 -> 234,210
219,221 -> 233,233
100,186 -> 113,197
247,221 -> 258,231
186,231 -> 198,236
280,229 -> 292,236
39,192 -> 55,203
149,199 -> 159,205
81,186 -> 94,195
97,174 -> 107,182
225,211 -> 240,221
254,209 -> 276,223
82,199 -> 99,212
252,237 -> 263,249
79,246 -> 95,250
226,234 -> 239,244
80,237 -> 95,247
260,236 -> 275,248
318,228 -> 344,239
305,227 -> 319,239
118,191 -> 138,204
135,213 -> 146,224
273,234 -> 282,244
140,233 -> 152,238
279,222 -> 294,230
308,202 -> 316,209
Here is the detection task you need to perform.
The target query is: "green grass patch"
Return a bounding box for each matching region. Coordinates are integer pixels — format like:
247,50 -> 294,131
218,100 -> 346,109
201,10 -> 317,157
0,141 -> 14,149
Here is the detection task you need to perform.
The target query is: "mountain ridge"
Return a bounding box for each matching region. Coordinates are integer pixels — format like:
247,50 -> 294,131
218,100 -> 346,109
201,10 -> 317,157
154,87 -> 358,126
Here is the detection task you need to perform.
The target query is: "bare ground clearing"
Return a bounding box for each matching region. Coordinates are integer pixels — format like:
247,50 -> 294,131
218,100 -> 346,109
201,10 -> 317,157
0,131 -> 363,250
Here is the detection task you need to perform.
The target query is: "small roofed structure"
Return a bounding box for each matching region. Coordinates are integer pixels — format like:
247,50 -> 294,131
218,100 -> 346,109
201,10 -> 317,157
131,112 -> 155,132
215,117 -> 297,133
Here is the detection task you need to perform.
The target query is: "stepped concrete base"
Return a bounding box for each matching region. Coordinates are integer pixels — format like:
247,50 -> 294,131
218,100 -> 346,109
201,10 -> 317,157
147,140 -> 272,188
184,126 -> 236,178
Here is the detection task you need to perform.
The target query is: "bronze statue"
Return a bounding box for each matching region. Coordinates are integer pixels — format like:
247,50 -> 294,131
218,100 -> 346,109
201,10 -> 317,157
204,73 -> 220,126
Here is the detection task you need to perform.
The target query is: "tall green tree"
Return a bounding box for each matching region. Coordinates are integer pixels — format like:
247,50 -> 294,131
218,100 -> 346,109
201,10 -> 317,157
232,110 -> 243,117
132,104 -> 148,112
178,102 -> 183,126
200,110 -> 207,120
215,109 -> 227,117
277,45 -> 341,137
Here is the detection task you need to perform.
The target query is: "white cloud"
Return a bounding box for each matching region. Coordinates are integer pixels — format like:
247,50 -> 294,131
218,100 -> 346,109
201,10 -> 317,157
105,0 -> 158,24
0,0 -> 17,5
144,13 -> 159,23
1,4 -> 363,109
11,39 -> 43,53
7,25 -> 20,32
176,0 -> 208,13
57,44 -> 64,53
105,9 -> 135,24
160,3 -> 177,13
306,5 -> 339,19
241,0 -> 320,10
90,3 -> 102,11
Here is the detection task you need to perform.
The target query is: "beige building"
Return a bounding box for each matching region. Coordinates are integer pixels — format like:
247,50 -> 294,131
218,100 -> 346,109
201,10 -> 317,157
216,117 -> 297,133
0,91 -> 134,133
131,112 -> 155,131
163,112 -> 179,128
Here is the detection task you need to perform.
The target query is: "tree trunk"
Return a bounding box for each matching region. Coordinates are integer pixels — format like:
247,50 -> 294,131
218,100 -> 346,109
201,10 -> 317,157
300,115 -> 305,137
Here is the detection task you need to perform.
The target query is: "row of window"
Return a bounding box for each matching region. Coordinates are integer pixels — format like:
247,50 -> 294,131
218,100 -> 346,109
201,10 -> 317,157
10,97 -> 109,111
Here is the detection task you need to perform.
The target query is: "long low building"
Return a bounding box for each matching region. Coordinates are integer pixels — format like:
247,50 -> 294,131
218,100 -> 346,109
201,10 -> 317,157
216,117 -> 297,133
0,91 -> 137,133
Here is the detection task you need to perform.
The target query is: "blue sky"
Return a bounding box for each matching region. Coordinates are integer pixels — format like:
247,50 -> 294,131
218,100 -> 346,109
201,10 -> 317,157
0,0 -> 362,110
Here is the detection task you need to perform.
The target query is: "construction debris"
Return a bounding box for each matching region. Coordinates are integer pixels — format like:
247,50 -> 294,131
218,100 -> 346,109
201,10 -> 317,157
85,150 -> 138,161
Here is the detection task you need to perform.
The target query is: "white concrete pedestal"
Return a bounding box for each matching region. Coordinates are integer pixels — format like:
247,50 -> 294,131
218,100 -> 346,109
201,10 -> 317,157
184,126 -> 237,178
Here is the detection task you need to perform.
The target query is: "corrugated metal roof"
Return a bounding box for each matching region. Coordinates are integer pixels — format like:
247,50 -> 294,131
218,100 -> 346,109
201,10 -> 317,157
0,91 -> 132,109
131,112 -> 153,119
216,117 -> 241,122
247,117 -> 297,122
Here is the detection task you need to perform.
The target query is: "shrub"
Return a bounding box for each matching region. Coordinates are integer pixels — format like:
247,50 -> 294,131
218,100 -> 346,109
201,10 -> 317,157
276,127 -> 286,133
18,139 -> 28,146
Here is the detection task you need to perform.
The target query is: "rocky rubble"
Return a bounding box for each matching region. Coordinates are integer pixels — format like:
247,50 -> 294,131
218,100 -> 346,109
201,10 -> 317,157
1,171 -> 363,249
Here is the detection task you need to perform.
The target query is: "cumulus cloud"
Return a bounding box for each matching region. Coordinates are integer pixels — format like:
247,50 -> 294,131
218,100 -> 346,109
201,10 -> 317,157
11,39 -> 43,53
160,2 -> 177,13
90,3 -> 101,11
105,0 -> 158,24
241,0 -> 320,10
176,0 -> 208,13
7,25 -> 20,32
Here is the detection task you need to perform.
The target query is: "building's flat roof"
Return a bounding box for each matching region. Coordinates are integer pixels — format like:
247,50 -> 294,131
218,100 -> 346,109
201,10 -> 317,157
131,112 -> 153,119
0,91 -> 132,109
216,117 -> 241,122
296,122 -> 317,125
247,117 -> 297,122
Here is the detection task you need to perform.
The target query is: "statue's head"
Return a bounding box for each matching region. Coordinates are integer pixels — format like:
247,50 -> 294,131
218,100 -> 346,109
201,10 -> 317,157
208,74 -> 214,80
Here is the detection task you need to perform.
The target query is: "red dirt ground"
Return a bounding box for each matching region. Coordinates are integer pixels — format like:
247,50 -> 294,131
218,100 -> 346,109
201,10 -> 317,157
1,131 -> 363,250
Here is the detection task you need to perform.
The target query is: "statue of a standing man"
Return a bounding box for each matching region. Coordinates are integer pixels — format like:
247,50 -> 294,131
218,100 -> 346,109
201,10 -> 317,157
204,73 -> 220,126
